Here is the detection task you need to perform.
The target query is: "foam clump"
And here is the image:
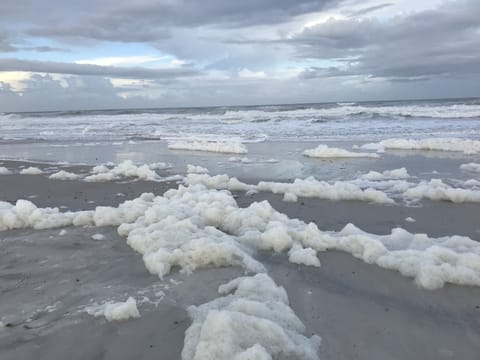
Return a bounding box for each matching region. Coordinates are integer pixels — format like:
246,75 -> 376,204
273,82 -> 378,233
185,173 -> 254,192
362,138 -> 480,154
91,233 -> 105,241
288,245 -> 321,267
405,179 -> 480,203
185,173 -> 393,204
85,297 -> 140,321
361,168 -> 410,181
85,160 -> 160,182
169,140 -> 248,154
460,163 -> 480,173
20,167 -> 44,175
335,223 -> 480,289
181,273 -> 321,360
49,170 -> 80,181
258,177 -> 394,204
0,167 -> 12,175
187,164 -> 209,174
118,185 -> 267,278
303,144 -> 379,158
0,199 -> 93,230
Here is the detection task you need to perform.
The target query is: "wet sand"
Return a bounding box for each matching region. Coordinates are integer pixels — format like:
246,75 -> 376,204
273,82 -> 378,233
1,160 -> 479,359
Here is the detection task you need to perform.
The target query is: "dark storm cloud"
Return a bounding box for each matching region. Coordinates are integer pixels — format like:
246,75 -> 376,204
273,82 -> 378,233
293,0 -> 480,80
0,0 -> 344,44
0,58 -> 200,79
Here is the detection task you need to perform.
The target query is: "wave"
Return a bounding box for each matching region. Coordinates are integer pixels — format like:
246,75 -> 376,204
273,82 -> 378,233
4,101 -> 480,123
2,100 -> 480,143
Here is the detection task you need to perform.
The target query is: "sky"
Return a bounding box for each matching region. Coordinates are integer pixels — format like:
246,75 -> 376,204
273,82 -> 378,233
0,0 -> 479,111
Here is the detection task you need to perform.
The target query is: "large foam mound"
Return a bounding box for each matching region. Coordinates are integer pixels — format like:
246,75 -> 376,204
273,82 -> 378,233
303,144 -> 379,158
118,185 -> 268,278
362,138 -> 480,154
3,185 -> 480,289
114,185 -> 480,289
182,273 -> 321,360
168,140 -> 248,154
85,297 -> 140,321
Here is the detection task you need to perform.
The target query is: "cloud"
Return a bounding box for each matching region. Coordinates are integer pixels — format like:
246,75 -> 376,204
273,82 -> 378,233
0,58 -> 200,79
1,0 -> 480,111
0,0 -> 345,48
0,73 -> 163,112
345,3 -> 393,17
75,55 -> 168,67
0,29 -> 15,52
291,0 -> 480,80
238,68 -> 267,79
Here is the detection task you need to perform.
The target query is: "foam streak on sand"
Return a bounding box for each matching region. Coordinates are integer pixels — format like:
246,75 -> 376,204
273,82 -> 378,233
168,140 -> 248,154
258,178 -> 394,204
186,172 -> 480,204
182,273 -> 321,360
1,185 -> 480,289
185,174 -> 394,204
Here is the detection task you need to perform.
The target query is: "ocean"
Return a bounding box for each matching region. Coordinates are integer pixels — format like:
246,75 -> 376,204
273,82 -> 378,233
2,98 -> 480,144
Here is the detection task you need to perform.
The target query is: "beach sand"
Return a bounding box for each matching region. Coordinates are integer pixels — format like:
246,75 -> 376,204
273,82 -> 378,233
0,160 -> 479,359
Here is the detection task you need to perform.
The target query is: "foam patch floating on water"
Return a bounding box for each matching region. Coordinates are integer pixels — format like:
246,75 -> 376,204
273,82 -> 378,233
361,138 -> 480,154
168,140 -> 248,154
303,144 -> 379,158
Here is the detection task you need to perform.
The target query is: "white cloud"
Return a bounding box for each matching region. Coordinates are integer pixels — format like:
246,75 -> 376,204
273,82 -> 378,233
238,68 -> 267,79
0,71 -> 32,91
75,55 -> 167,67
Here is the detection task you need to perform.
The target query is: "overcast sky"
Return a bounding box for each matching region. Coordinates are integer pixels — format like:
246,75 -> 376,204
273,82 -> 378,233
0,0 -> 479,111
